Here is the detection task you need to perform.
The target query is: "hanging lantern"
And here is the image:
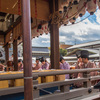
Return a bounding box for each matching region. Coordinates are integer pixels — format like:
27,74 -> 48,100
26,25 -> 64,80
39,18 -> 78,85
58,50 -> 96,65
71,4 -> 79,20
97,0 -> 100,9
61,0 -> 70,8
67,7 -> 73,18
63,19 -> 69,26
31,29 -> 35,38
58,0 -> 72,13
78,0 -> 87,17
67,7 -> 76,23
70,18 -> 75,24
42,23 -> 49,34
58,0 -> 63,13
33,27 -> 40,37
87,0 -> 96,15
38,24 -> 43,35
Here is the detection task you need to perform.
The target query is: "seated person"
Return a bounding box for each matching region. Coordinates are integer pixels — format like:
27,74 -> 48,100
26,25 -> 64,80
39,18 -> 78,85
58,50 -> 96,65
75,55 -> 83,78
60,57 -> 70,79
75,56 -> 83,69
0,64 -> 5,71
18,59 -> 23,71
75,50 -> 97,87
81,50 -> 97,76
33,58 -> 41,70
40,57 -> 49,70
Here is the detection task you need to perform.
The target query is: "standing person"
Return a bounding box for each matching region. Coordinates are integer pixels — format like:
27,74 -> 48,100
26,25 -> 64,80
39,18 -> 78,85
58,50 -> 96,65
33,58 -> 41,70
60,57 -> 70,79
41,57 -> 49,70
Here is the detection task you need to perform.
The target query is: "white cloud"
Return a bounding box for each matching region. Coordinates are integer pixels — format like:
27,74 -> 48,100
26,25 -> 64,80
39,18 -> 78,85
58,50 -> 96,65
95,9 -> 100,24
32,9 -> 100,46
42,41 -> 50,43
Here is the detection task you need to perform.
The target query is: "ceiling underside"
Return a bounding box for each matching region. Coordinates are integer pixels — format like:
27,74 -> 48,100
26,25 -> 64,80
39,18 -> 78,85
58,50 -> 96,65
0,0 -> 50,21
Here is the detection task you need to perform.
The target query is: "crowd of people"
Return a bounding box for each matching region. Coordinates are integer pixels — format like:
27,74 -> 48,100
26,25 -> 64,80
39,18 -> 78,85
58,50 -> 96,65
0,50 -> 99,80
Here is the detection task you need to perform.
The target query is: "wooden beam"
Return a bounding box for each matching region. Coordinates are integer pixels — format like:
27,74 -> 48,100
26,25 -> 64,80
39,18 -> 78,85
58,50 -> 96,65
5,16 -> 21,35
50,0 -> 60,69
22,0 -> 33,100
13,40 -> 18,71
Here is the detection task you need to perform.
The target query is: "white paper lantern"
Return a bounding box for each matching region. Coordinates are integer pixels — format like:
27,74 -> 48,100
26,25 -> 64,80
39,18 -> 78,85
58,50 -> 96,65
78,0 -> 87,17
42,23 -> 49,34
70,18 -> 76,24
58,0 -> 63,13
67,7 -> 76,24
67,7 -> 73,18
71,4 -> 79,20
61,0 -> 70,8
63,17 -> 69,25
31,29 -> 35,38
87,0 -> 97,15
38,25 -> 44,35
33,27 -> 40,37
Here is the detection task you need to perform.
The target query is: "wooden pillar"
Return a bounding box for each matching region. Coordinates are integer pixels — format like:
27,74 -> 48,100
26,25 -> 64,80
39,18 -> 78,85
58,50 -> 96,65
22,0 -> 33,100
13,40 -> 18,71
5,43 -> 9,62
50,0 -> 60,69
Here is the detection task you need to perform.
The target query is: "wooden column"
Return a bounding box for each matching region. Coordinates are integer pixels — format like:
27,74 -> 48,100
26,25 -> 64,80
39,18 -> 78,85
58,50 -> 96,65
5,43 -> 9,62
13,40 -> 18,71
50,0 -> 60,69
22,0 -> 33,100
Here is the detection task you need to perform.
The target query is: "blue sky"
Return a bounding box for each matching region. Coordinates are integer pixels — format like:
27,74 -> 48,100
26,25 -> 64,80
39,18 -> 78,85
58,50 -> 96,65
32,8 -> 100,47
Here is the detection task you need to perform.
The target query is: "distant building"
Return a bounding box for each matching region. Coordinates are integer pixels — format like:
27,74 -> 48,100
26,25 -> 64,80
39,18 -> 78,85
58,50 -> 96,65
32,47 -> 50,58
67,40 -> 100,54
65,40 -> 100,63
0,46 -> 50,62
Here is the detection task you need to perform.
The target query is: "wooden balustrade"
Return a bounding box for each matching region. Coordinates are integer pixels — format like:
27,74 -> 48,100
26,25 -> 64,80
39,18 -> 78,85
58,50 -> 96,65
0,68 -> 100,100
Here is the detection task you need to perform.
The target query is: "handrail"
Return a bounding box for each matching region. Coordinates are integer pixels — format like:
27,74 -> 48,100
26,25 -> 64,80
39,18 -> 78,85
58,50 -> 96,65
0,76 -> 100,96
34,87 -> 99,100
37,68 -> 100,77
0,68 -> 99,80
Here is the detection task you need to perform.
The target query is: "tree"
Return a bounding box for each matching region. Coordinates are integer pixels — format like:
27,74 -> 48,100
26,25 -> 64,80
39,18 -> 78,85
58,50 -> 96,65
60,48 -> 67,56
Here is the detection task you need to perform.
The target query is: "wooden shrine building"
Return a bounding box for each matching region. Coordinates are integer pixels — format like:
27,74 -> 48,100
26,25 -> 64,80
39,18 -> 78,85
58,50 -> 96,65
0,0 -> 100,100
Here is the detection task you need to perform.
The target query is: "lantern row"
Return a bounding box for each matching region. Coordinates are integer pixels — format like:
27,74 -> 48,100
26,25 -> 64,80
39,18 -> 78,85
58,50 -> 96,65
58,0 -> 100,25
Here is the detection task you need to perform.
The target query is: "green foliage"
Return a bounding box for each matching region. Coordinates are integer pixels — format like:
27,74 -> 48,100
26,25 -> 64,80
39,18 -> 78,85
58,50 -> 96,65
60,48 -> 67,56
49,47 -> 67,57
